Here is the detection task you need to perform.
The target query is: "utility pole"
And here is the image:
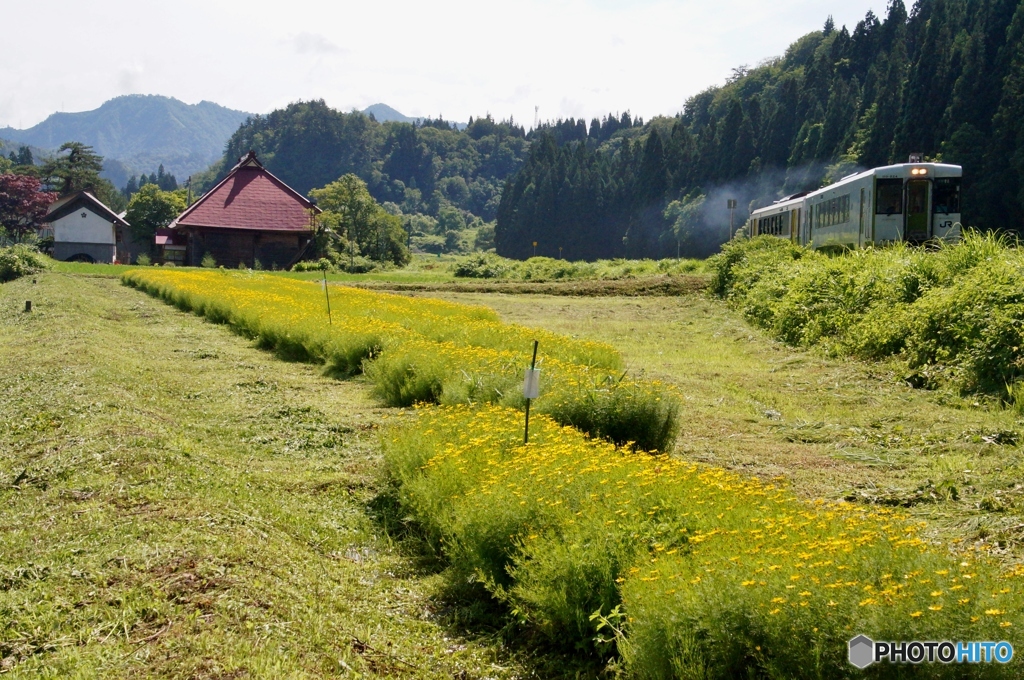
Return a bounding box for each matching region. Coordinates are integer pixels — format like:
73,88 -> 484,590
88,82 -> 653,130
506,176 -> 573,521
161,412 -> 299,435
727,199 -> 738,241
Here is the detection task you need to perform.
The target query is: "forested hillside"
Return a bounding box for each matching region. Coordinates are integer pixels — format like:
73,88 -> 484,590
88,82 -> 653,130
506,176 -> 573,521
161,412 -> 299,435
497,0 -> 1024,260
207,101 -> 530,251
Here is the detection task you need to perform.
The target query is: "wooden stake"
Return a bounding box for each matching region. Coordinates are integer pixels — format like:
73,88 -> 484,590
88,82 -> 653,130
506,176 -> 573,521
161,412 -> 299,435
524,340 -> 539,445
24,301 -> 31,313
323,270 -> 332,324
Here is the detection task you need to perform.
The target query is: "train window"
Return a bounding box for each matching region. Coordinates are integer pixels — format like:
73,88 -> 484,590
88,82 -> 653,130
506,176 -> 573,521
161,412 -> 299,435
876,179 -> 903,215
933,178 -> 961,214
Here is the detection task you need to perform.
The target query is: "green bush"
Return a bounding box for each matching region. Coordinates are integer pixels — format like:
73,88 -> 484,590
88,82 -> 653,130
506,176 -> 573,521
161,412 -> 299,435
542,371 -> 681,452
135,253 -> 151,266
291,258 -> 334,272
452,252 -> 511,278
710,232 -> 1024,398
0,245 -> 49,283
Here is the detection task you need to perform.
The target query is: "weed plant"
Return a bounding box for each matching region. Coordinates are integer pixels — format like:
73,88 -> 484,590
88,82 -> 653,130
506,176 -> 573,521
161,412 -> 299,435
710,232 -> 1024,400
0,244 -> 49,283
122,269 -> 679,450
384,405 -> 1024,677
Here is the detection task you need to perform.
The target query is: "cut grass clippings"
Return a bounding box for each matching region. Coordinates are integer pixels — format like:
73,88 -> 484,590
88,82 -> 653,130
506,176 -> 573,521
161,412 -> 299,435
0,273 -> 540,678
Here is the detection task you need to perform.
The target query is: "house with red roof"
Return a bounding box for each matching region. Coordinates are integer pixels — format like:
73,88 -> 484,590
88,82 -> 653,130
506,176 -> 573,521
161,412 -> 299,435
167,152 -> 321,268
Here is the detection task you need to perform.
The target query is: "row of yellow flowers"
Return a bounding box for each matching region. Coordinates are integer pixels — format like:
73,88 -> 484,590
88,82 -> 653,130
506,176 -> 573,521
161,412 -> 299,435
122,268 -> 680,450
384,404 -> 1023,677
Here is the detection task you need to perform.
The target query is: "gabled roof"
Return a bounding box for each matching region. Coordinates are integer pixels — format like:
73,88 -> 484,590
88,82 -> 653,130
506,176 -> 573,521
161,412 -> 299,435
170,152 -> 321,233
46,192 -> 130,228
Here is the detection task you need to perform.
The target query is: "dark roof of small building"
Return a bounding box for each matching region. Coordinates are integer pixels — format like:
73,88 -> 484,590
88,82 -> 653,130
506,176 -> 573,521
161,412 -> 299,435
154,228 -> 178,246
46,192 -> 130,228
170,152 -> 321,233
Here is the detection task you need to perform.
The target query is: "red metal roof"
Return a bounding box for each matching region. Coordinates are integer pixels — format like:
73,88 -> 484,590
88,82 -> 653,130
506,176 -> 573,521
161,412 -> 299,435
171,153 -> 320,233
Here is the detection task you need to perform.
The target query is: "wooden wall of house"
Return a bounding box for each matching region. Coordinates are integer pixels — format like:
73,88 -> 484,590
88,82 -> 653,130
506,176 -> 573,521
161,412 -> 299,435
189,228 -> 309,269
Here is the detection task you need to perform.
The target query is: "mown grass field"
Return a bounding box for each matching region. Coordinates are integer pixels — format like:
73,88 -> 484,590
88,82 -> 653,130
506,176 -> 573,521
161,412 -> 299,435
3,266 -> 1023,676
0,274 -> 548,678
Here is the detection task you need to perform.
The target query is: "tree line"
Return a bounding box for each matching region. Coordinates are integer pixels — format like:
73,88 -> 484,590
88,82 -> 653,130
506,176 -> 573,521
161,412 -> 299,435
204,101 -> 535,255
497,0 -> 1024,260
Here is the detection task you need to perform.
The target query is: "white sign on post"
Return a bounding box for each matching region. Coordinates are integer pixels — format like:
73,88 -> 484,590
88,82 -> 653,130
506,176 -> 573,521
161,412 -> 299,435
523,368 -> 541,400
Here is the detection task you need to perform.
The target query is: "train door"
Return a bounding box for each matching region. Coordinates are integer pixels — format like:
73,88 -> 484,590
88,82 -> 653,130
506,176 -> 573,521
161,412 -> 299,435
791,209 -> 798,243
905,180 -> 930,242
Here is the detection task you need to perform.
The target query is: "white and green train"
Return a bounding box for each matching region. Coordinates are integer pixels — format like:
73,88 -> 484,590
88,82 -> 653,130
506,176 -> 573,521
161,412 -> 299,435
747,162 -> 963,249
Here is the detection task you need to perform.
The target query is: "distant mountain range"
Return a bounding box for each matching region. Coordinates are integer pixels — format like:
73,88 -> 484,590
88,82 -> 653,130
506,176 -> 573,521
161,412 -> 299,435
1,97 -> 460,190
0,95 -> 252,187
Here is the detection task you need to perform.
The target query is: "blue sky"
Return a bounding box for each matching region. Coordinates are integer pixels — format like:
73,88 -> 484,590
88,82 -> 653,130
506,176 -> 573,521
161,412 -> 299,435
1,0 -> 891,129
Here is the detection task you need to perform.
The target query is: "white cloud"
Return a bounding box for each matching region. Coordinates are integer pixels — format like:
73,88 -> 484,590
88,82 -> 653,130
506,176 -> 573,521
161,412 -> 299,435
0,0 -> 891,129
288,32 -> 348,56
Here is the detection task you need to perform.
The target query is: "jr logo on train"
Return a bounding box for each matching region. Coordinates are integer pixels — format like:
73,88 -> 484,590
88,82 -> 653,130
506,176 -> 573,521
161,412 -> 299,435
747,158 -> 962,249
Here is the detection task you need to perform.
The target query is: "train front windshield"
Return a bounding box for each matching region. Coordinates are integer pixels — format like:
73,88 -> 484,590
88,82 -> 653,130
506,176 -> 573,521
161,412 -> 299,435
876,179 -> 903,215
933,178 -> 961,214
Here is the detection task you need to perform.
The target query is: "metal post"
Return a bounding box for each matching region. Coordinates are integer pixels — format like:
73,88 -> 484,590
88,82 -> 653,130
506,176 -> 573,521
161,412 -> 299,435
323,270 -> 332,324
524,340 -> 539,445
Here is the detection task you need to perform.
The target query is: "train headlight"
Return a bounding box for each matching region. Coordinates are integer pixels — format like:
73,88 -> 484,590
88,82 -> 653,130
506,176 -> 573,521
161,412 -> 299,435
911,167 -> 929,176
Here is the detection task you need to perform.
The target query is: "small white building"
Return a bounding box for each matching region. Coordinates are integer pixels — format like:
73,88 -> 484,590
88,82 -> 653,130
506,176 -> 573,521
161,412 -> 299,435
44,192 -> 132,263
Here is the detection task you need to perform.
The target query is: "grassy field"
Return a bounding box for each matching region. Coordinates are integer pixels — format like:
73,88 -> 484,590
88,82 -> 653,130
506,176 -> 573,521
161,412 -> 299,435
0,274 -> 548,678
3,270 -> 1023,676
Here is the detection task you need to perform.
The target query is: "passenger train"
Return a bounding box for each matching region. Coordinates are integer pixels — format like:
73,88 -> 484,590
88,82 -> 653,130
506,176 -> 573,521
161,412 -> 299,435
747,161 -> 962,248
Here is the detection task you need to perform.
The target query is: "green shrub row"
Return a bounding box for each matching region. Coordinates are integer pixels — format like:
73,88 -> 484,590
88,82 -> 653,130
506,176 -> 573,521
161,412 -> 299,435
384,405 -> 1024,678
452,252 -> 705,281
709,232 -> 1024,397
